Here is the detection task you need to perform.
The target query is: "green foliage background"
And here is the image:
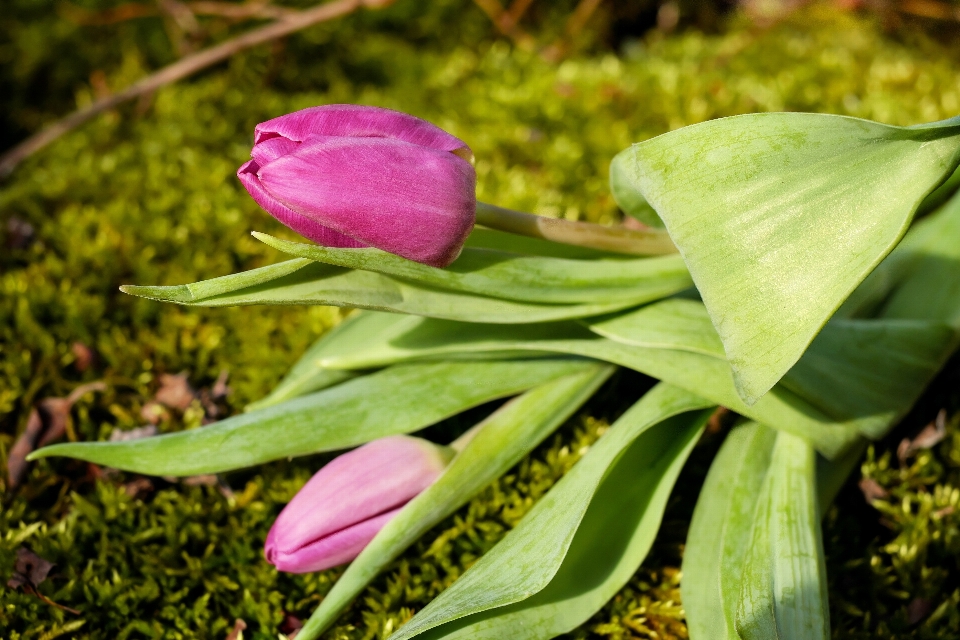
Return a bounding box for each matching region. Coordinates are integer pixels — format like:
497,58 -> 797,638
1,2 -> 960,638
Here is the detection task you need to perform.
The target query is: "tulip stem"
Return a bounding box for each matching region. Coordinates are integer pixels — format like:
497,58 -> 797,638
474,201 -> 677,256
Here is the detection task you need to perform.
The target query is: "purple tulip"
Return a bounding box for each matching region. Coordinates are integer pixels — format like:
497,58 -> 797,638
264,435 -> 454,573
237,105 -> 477,267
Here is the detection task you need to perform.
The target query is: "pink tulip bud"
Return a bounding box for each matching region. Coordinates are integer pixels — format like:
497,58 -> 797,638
265,435 -> 455,573
238,105 -> 477,267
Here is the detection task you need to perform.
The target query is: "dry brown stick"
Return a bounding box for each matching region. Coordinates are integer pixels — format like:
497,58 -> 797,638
541,0 -> 603,61
63,0 -> 297,25
471,0 -> 536,49
0,0 -> 385,178
899,0 -> 960,20
502,0 -> 536,30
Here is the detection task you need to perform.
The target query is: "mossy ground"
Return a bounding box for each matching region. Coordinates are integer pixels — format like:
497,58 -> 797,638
2,3 -> 960,638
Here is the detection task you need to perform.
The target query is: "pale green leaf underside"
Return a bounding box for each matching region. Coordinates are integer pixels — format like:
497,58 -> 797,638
683,421 -> 778,640
389,384 -> 713,640
252,232 -> 692,305
307,299 -> 953,457
295,364 -> 614,640
120,260 -> 654,324
28,359 -> 591,475
736,430 -> 830,640
610,148 -> 662,228
628,113 -> 960,404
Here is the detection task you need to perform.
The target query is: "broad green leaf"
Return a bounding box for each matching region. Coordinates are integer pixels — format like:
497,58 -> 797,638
389,384 -> 714,640
28,359 -> 591,475
881,188 -> 960,329
628,113 -> 960,403
610,148 -> 662,227
736,431 -> 830,640
252,232 -> 693,305
780,318 -> 956,438
245,311 -> 413,411
121,261 -> 647,324
295,364 -> 615,640
683,421 -> 778,640
313,302 -> 925,457
409,407 -> 710,640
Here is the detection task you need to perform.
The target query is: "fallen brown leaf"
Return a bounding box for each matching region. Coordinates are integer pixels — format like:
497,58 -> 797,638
109,425 -> 158,442
898,409 -> 947,465
858,477 -> 889,503
154,372 -> 197,411
7,409 -> 45,487
907,597 -> 932,625
6,216 -> 35,249
36,382 -> 108,447
7,382 -> 106,488
70,342 -> 98,372
226,618 -> 247,640
123,477 -> 155,498
7,547 -> 54,590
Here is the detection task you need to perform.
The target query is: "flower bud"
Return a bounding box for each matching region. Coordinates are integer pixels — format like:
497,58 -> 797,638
265,435 -> 454,573
238,105 -> 477,267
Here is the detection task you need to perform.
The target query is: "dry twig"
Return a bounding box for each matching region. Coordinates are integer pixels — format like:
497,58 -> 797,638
0,0 -> 393,178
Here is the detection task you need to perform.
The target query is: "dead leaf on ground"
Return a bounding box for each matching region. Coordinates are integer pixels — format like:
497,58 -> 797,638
6,216 -> 35,249
858,477 -> 889,503
123,477 -> 155,498
7,381 -> 105,488
907,597 -> 932,625
7,409 -> 45,488
154,372 -> 197,411
898,409 -> 947,465
70,342 -> 98,372
226,618 -> 247,640
109,425 -> 158,442
7,547 -> 54,590
280,613 -> 304,636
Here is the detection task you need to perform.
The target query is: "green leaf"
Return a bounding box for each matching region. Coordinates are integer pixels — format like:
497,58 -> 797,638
628,113 -> 960,403
121,261 -> 649,324
251,232 -> 692,305
28,359 -> 592,475
464,228 -> 618,260
780,318 -> 956,438
683,421 -> 778,640
736,431 -> 830,640
388,384 -> 714,640
245,311 -> 413,411
295,363 -> 615,640
880,188 -> 960,329
610,148 -> 662,227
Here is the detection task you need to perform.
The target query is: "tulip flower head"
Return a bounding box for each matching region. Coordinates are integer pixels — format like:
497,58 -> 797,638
238,105 -> 477,267
265,435 -> 455,573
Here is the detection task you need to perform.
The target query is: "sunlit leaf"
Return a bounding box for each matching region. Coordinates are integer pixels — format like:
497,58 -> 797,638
121,261 -> 649,324
610,148 -> 662,227
388,384 -> 713,640
683,421 -> 777,640
295,364 -> 615,640
251,232 -> 692,305
28,359 -> 592,475
736,431 -> 830,640
627,113 -> 960,403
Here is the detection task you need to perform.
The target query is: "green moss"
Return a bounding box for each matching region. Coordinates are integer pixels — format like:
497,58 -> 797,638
3,4 -> 960,638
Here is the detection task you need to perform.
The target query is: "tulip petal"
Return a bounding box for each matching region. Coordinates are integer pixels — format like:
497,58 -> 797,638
267,507 -> 402,573
254,104 -> 472,158
251,136 -> 299,166
266,435 -> 450,569
258,137 -> 477,266
237,159 -> 366,248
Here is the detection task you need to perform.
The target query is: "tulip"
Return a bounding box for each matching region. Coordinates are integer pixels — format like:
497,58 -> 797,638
237,105 -> 477,267
265,435 -> 455,573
